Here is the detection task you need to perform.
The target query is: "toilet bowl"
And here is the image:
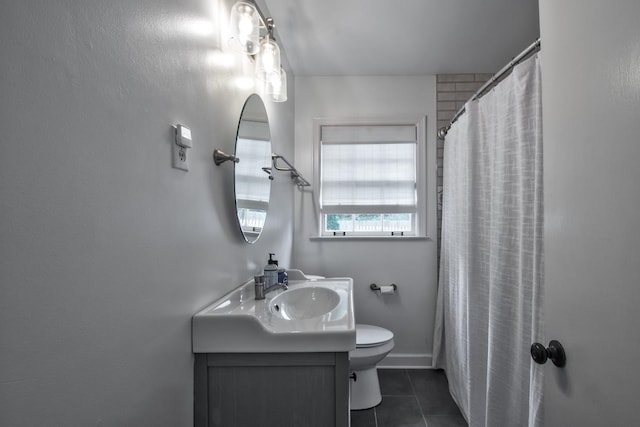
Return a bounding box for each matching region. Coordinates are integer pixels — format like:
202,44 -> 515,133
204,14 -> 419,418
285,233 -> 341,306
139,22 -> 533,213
349,324 -> 395,410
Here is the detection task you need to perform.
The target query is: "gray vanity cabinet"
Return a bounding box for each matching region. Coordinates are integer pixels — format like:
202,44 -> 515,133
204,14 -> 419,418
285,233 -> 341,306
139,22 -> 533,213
194,352 -> 350,427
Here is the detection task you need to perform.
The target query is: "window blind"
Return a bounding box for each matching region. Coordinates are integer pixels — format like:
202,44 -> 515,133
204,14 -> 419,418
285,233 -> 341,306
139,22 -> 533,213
320,124 -> 417,214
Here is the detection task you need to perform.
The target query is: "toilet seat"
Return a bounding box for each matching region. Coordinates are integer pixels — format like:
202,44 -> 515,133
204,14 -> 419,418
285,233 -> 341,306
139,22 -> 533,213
356,324 -> 394,348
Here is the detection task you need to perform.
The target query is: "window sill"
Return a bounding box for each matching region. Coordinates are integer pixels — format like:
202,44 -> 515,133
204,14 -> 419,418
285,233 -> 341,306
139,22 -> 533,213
310,236 -> 432,242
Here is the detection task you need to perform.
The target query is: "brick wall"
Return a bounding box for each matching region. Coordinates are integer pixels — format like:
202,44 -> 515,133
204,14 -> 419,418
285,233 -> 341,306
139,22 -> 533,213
435,74 -> 492,259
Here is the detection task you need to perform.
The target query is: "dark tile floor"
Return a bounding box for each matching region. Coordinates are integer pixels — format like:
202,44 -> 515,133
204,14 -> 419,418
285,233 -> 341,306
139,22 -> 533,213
351,369 -> 468,427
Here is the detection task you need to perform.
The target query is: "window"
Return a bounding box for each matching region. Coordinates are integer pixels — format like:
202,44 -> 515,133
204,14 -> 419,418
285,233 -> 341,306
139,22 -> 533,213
315,118 -> 427,237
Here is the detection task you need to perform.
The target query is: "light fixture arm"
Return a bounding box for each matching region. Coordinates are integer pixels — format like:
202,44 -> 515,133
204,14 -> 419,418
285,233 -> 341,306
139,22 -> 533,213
264,17 -> 275,40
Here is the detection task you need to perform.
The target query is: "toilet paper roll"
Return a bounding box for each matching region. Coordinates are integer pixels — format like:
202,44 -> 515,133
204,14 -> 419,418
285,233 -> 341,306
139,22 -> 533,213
379,285 -> 396,295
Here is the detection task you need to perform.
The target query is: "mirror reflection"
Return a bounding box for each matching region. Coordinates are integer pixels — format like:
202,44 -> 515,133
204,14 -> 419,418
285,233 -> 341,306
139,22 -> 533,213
234,94 -> 272,244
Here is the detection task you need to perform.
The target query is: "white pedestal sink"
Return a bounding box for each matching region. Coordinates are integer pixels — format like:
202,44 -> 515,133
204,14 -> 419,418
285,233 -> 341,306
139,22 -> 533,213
192,277 -> 355,353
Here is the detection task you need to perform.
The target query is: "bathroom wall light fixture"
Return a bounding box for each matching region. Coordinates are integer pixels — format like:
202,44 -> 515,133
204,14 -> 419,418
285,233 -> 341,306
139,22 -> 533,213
227,2 -> 287,103
228,2 -> 260,55
255,18 -> 280,82
266,67 -> 287,102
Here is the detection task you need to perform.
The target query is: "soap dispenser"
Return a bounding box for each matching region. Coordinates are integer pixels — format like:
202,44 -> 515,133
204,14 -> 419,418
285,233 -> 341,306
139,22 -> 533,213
264,253 -> 279,288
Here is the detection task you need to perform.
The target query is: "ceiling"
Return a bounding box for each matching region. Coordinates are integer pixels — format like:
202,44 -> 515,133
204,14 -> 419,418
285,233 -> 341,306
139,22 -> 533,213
262,0 -> 540,76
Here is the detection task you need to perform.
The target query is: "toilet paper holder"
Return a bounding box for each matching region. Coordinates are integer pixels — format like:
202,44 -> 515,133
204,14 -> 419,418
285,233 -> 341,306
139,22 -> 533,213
370,283 -> 398,292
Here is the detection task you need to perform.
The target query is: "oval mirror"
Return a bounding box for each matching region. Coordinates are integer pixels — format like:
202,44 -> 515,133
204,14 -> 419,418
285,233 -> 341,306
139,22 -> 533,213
234,94 -> 272,244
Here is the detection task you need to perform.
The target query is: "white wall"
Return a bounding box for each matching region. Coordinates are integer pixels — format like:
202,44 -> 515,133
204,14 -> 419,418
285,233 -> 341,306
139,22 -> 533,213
293,76 -> 438,366
0,0 -> 294,425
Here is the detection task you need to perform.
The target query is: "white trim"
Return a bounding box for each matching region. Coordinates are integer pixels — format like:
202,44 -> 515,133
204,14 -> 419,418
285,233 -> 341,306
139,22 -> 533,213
377,352 -> 433,369
310,236 -> 431,241
313,116 -> 429,238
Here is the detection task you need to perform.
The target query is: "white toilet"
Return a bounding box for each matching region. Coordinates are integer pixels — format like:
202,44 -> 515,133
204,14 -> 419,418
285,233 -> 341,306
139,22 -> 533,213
349,324 -> 395,410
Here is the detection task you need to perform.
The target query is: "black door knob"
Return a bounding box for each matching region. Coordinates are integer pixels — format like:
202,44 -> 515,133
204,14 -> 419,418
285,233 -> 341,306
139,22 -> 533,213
530,340 -> 566,367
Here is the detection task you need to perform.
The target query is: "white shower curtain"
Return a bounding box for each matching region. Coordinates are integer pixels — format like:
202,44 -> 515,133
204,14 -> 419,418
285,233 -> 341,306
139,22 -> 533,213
432,54 -> 544,427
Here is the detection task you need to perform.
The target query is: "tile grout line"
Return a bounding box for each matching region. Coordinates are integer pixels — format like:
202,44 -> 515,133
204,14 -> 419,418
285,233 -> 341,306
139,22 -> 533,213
407,369 -> 430,427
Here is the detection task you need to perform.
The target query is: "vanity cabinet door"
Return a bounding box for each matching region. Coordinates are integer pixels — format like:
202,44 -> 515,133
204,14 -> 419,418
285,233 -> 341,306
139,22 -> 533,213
195,352 -> 349,427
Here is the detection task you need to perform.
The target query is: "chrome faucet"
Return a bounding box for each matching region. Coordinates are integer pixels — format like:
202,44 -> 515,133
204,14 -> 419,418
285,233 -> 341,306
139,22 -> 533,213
254,276 -> 288,300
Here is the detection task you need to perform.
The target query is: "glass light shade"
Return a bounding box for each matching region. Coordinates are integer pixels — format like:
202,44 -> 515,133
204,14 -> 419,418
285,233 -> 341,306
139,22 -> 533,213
267,68 -> 287,102
255,38 -> 281,82
228,2 -> 260,55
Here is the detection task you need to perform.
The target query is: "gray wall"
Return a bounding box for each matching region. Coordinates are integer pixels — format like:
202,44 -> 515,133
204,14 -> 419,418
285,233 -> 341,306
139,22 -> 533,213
0,0 -> 294,425
292,76 -> 438,367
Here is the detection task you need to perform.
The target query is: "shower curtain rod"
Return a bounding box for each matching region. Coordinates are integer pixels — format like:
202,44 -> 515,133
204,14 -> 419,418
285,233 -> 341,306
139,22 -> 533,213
437,38 -> 541,140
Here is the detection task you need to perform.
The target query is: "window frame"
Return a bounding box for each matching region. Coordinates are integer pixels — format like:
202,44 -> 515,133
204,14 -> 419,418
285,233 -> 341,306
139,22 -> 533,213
313,116 -> 428,239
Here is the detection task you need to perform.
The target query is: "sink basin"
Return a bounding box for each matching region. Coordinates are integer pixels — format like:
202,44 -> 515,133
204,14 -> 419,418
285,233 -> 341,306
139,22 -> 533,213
192,277 -> 355,353
270,287 -> 340,320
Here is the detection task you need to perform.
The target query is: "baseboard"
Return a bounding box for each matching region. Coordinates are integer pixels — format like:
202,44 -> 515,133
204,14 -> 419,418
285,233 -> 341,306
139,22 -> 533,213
377,353 -> 433,369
